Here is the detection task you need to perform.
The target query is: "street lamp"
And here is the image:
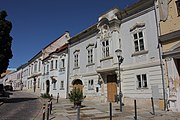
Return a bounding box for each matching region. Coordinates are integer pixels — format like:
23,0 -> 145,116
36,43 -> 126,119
115,49 -> 124,112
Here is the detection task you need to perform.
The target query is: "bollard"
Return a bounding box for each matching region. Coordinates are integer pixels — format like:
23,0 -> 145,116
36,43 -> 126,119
151,97 -> 155,115
50,100 -> 52,114
57,93 -> 59,103
47,101 -> 50,120
109,102 -> 112,120
77,106 -> 80,120
42,104 -> 46,120
134,99 -> 137,120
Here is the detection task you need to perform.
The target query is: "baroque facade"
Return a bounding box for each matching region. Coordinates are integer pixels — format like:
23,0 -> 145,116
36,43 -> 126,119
68,0 -> 165,107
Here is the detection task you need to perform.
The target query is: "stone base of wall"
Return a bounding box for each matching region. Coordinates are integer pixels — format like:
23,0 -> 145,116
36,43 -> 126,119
123,97 -> 164,110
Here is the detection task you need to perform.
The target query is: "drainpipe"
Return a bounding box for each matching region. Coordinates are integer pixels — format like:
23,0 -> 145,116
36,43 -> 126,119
66,44 -> 70,98
154,0 -> 166,111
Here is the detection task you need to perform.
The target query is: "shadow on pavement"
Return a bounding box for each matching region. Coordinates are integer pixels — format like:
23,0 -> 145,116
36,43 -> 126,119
4,97 -> 38,103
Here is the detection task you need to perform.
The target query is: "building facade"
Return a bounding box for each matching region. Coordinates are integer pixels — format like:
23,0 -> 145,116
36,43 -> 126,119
27,51 -> 42,95
159,0 -> 180,112
41,32 -> 70,98
68,0 -> 165,107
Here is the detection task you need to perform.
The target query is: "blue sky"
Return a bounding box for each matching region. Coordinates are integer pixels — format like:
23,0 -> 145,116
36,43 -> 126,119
0,0 -> 138,68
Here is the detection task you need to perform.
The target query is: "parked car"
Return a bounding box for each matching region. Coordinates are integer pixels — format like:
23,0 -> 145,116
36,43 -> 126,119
0,84 -> 5,97
4,85 -> 13,91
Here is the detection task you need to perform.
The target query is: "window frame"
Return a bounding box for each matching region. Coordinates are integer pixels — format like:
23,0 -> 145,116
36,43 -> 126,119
88,80 -> 94,90
136,74 -> 148,89
133,31 -> 145,52
73,50 -> 80,69
101,39 -> 110,58
50,60 -> 54,70
53,82 -> 56,90
86,44 -> 94,65
60,81 -> 64,90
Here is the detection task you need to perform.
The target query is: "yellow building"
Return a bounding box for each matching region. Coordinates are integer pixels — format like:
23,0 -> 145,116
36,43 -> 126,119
159,0 -> 180,112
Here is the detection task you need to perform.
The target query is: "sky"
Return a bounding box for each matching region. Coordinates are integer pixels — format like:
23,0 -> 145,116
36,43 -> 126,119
0,0 -> 139,69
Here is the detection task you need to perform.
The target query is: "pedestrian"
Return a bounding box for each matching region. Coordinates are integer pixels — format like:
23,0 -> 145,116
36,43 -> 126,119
57,93 -> 59,103
50,94 -> 53,101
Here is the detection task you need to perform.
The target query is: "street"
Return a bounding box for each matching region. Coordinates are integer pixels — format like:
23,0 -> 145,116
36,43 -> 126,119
0,91 -> 42,120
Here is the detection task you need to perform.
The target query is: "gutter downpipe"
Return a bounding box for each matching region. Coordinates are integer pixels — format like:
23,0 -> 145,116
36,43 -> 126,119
154,0 -> 166,111
66,43 -> 70,98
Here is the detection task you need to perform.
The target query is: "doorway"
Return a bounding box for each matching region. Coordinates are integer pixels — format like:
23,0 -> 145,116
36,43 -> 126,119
46,80 -> 50,94
107,75 -> 117,102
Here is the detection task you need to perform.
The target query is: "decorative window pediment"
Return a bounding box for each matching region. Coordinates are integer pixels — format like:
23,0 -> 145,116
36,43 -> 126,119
130,22 -> 145,32
86,43 -> 95,49
73,49 -> 80,54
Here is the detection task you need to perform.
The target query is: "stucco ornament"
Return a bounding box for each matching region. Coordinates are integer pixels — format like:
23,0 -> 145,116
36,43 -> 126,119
99,24 -> 111,40
97,18 -> 111,40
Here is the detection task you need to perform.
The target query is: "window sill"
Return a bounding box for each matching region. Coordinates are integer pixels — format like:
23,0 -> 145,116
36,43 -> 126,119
88,88 -> 94,90
60,88 -> 64,90
131,50 -> 148,57
86,63 -> 95,67
100,56 -> 113,62
53,89 -> 57,90
73,67 -> 80,70
137,87 -> 148,90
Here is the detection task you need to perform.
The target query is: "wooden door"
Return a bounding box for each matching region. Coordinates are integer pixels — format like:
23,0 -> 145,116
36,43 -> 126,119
107,75 -> 117,102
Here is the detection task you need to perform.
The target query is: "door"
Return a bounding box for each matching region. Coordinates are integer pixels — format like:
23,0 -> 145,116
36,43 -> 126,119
107,75 -> 117,102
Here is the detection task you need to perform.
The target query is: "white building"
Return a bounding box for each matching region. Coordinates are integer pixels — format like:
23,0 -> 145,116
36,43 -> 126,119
27,51 -> 42,95
21,63 -> 29,90
68,0 -> 165,107
41,32 -> 70,98
42,44 -> 69,98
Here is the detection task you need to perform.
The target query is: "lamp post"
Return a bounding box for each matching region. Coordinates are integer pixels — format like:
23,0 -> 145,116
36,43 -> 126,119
115,49 -> 124,112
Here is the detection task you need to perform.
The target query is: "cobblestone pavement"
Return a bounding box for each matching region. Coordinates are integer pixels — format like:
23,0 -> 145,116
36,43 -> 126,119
0,91 -> 42,120
40,98 -> 180,120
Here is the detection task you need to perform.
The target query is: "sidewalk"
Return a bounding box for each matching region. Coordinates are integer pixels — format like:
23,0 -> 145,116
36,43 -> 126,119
47,98 -> 180,120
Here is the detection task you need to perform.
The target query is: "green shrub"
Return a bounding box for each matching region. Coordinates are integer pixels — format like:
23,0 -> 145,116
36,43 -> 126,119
41,93 -> 51,98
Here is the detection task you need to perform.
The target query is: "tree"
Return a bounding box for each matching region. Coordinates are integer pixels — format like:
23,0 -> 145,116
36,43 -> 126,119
0,10 -> 13,76
68,88 -> 86,108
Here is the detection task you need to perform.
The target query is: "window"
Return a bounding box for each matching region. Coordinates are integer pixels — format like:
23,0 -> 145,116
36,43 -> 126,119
38,61 -> 41,72
28,81 -> 30,89
55,60 -> 58,69
42,82 -> 44,90
37,78 -> 40,88
53,82 -> 56,90
62,59 -> 65,68
60,81 -> 64,90
31,64 -> 33,74
87,48 -> 93,64
47,64 -> 49,74
88,80 -> 94,90
74,54 -> 79,68
43,66 -> 45,75
176,0 -> 180,16
34,63 -> 37,73
102,40 -> 110,58
50,60 -> 54,70
30,80 -> 32,88
133,31 -> 145,52
136,74 -> 147,89
59,59 -> 65,72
